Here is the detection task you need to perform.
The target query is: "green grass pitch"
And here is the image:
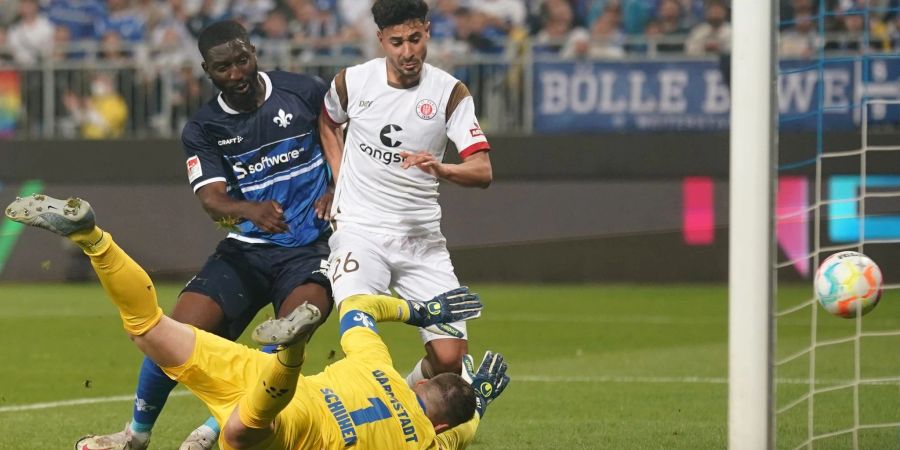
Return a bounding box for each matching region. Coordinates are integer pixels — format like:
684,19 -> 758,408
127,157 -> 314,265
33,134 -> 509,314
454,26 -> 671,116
0,283 -> 897,449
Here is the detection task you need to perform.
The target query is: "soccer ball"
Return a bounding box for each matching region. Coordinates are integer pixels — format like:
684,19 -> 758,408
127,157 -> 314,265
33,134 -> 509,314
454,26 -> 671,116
814,251 -> 883,318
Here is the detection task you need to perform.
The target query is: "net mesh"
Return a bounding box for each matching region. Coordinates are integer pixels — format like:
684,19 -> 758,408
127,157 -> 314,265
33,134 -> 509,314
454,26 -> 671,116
774,2 -> 900,448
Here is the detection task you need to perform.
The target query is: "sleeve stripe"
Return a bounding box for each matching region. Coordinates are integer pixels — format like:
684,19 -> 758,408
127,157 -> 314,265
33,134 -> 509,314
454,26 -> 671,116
192,177 -> 226,193
459,141 -> 491,159
335,69 -> 348,113
445,81 -> 471,120
321,99 -> 345,126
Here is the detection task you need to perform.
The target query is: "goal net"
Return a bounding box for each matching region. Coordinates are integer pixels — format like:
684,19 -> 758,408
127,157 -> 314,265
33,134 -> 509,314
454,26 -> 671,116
772,2 -> 900,449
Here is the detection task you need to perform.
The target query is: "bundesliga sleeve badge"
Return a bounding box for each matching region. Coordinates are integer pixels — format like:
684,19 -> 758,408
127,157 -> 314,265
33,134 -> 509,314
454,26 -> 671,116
186,155 -> 203,183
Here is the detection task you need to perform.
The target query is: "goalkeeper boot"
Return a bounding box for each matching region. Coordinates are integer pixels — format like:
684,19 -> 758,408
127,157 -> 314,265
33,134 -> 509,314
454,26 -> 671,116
252,302 -> 322,347
178,424 -> 217,450
74,423 -> 150,450
5,194 -> 94,236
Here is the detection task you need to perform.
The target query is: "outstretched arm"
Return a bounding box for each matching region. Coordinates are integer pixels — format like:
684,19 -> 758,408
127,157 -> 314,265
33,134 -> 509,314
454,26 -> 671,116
400,150 -> 492,188
401,81 -> 492,188
434,351 -> 510,449
462,351 -> 510,418
339,287 -> 482,335
183,120 -> 288,233
196,182 -> 288,233
337,288 -> 483,364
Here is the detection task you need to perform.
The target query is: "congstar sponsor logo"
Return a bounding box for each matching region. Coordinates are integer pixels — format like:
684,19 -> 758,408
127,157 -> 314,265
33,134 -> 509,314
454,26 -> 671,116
232,147 -> 305,179
358,142 -> 402,165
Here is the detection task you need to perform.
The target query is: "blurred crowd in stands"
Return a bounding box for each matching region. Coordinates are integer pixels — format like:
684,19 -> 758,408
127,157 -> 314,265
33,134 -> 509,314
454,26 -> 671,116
0,0 -> 898,138
2,0 -> 899,66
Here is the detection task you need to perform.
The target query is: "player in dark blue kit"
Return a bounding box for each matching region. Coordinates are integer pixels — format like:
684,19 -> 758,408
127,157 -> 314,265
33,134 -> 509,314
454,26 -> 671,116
76,21 -> 335,450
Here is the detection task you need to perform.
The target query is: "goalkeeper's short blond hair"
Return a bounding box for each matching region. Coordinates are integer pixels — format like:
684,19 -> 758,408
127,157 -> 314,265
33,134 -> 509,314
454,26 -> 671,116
423,373 -> 477,428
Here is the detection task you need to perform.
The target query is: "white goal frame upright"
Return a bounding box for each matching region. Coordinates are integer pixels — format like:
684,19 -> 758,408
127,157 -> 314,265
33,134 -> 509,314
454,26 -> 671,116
728,1 -> 777,449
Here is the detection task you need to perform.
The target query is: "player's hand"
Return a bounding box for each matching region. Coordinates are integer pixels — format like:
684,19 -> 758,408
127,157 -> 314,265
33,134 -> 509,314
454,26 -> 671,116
461,351 -> 509,417
405,286 -> 482,338
314,188 -> 334,221
245,200 -> 288,234
400,150 -> 450,178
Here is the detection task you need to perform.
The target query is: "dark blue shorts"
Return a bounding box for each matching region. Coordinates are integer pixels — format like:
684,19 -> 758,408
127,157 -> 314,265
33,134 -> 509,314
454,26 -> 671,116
182,232 -> 331,340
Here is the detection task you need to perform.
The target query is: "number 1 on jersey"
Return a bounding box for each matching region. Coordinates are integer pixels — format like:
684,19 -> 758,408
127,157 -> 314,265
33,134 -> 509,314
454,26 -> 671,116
349,397 -> 392,425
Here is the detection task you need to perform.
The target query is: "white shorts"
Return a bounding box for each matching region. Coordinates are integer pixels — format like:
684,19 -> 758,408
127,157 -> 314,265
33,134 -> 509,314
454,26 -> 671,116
327,224 -> 466,343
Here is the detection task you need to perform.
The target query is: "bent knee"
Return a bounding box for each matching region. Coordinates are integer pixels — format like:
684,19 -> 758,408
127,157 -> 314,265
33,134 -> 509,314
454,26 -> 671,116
222,416 -> 248,449
426,344 -> 467,375
223,414 -> 271,449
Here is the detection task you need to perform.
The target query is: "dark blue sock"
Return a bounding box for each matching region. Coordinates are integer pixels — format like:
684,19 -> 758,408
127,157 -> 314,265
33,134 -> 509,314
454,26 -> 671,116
131,356 -> 178,432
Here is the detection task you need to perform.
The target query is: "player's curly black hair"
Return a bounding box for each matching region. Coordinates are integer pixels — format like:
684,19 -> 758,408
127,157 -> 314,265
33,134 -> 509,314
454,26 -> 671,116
197,20 -> 250,59
371,0 -> 429,30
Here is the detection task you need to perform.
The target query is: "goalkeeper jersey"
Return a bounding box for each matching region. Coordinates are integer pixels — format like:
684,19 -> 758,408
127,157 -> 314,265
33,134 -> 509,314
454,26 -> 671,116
165,307 -> 478,449
294,316 -> 477,449
181,70 -> 330,247
299,326 -> 439,448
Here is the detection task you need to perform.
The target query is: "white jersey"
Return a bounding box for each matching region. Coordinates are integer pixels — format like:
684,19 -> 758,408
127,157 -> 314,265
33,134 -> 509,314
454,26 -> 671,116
322,58 -> 490,235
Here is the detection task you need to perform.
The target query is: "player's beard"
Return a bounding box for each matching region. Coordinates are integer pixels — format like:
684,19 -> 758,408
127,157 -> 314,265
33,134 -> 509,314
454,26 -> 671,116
232,70 -> 260,98
396,47 -> 426,84
399,60 -> 421,77
224,70 -> 262,111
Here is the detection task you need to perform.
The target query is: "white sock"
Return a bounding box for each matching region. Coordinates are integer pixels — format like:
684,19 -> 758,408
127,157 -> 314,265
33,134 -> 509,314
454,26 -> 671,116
194,424 -> 218,439
127,422 -> 151,440
405,358 -> 428,387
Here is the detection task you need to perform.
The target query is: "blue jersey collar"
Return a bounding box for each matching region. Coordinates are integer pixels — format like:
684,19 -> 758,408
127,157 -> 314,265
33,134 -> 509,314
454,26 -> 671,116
415,393 -> 427,414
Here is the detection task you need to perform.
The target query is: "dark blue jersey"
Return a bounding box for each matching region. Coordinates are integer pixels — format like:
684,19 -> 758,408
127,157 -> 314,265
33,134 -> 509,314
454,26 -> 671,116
182,71 -> 330,248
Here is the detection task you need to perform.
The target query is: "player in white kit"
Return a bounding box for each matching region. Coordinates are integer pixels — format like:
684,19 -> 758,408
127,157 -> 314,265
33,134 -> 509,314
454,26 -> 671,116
318,0 -> 493,386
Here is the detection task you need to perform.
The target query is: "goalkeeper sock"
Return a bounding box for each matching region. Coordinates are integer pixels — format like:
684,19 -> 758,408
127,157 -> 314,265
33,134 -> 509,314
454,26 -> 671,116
238,345 -> 306,429
74,228 -> 163,335
68,225 -> 107,254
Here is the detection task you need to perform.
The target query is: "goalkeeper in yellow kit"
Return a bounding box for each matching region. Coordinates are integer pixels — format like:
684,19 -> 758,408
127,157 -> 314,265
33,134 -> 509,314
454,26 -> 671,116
6,195 -> 509,450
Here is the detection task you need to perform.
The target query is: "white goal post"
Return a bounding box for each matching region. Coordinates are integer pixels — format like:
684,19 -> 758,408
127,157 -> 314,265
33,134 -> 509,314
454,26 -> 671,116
728,0 -> 778,449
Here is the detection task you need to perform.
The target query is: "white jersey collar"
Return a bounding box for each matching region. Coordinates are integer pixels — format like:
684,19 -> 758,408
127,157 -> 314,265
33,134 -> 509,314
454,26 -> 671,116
217,71 -> 273,115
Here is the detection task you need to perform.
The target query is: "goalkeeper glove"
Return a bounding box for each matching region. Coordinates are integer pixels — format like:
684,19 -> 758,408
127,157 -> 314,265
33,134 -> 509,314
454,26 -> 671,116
462,351 -> 509,417
406,286 -> 483,338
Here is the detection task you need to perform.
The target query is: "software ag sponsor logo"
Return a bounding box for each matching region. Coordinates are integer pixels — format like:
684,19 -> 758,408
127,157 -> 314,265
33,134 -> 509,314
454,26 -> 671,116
232,147 -> 306,179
